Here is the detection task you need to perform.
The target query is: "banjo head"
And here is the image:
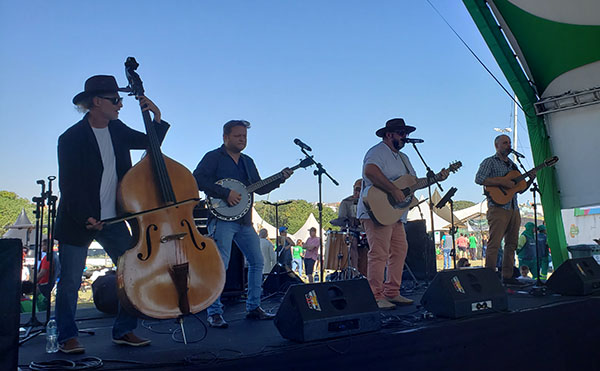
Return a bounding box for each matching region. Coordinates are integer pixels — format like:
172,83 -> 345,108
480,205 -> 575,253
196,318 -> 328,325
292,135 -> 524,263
208,178 -> 252,221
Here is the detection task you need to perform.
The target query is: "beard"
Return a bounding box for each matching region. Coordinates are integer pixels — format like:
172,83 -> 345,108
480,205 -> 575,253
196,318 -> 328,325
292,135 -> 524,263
392,139 -> 403,151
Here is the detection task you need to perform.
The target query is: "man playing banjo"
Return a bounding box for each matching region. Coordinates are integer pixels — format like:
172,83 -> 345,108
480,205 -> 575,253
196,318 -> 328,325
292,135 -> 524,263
193,120 -> 293,328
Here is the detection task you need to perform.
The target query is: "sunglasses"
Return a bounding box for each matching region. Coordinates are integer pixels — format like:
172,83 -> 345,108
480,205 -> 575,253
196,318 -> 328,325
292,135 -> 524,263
98,96 -> 123,105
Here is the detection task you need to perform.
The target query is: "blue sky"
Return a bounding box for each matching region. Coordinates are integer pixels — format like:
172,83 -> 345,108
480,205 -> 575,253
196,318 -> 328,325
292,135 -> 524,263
0,1 -> 535,205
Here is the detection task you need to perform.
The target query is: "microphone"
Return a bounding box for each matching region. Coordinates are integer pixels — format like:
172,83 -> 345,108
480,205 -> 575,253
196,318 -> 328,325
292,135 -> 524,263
294,138 -> 312,151
510,148 -> 525,158
402,138 -> 425,144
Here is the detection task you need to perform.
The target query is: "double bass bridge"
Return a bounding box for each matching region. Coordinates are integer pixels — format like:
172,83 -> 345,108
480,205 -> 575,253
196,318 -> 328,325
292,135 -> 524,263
160,232 -> 188,243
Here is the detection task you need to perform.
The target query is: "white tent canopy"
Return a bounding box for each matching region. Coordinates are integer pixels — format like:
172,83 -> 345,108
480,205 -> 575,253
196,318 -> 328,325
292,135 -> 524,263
252,207 -> 277,239
2,209 -> 35,246
289,213 -> 327,243
407,196 -> 452,232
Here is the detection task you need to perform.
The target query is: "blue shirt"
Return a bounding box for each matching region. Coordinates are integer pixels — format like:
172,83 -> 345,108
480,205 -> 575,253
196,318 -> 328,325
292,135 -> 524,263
193,145 -> 283,224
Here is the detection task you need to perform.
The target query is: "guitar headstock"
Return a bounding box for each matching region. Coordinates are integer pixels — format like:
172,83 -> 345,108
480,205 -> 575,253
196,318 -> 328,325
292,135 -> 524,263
448,161 -> 462,173
298,157 -> 315,169
545,156 -> 559,167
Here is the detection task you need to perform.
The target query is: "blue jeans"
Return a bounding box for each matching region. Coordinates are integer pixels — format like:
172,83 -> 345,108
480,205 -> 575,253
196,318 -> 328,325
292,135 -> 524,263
56,222 -> 137,343
292,257 -> 303,276
443,248 -> 451,269
207,219 -> 264,316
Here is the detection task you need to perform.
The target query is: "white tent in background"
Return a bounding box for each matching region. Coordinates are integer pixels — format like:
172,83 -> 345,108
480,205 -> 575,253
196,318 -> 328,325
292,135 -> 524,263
407,196 -> 452,232
430,189 -> 462,224
2,209 -> 35,246
289,213 -> 327,243
252,207 -> 277,239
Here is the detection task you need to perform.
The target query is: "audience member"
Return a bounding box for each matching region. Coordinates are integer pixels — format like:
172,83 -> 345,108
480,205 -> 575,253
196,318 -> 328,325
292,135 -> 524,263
258,229 -> 277,274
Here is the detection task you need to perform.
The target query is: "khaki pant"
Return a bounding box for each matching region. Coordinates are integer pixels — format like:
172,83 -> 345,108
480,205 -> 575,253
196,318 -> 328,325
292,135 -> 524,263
362,219 -> 408,300
486,206 -> 521,279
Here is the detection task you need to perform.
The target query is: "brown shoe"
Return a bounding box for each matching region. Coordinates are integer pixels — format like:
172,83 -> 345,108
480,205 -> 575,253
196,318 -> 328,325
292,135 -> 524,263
376,298 -> 396,310
58,338 -> 85,354
385,295 -> 414,305
112,332 -> 151,347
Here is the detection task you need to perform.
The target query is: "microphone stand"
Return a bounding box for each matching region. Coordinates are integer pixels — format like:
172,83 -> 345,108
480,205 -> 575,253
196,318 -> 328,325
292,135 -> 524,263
264,200 -> 292,264
44,176 -> 58,322
410,142 -> 442,283
20,180 -> 47,345
300,147 -> 339,282
437,187 -> 458,269
514,157 -> 546,295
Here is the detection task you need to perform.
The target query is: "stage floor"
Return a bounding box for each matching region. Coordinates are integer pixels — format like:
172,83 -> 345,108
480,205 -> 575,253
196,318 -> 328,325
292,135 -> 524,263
17,281 -> 600,371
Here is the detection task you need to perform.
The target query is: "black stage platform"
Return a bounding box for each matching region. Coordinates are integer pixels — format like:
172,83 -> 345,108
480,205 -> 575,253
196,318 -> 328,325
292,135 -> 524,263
18,283 -> 600,371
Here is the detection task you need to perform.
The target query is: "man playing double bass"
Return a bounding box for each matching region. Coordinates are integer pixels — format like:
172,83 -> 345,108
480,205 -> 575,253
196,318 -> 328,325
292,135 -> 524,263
54,75 -> 168,353
193,120 -> 293,329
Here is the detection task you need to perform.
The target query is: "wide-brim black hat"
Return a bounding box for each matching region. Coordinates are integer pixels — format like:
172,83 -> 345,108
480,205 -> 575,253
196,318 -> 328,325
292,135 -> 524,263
375,118 -> 416,137
72,75 -> 123,104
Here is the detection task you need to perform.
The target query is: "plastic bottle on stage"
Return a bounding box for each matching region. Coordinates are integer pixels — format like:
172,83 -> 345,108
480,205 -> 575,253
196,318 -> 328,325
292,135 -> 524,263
46,318 -> 58,353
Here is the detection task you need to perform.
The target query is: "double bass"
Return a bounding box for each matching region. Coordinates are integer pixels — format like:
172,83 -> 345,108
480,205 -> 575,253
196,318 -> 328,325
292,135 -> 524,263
115,57 -> 225,319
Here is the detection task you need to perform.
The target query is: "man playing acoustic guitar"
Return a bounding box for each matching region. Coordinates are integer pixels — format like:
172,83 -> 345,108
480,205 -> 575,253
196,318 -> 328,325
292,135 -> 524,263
475,134 -> 536,285
357,118 -> 449,310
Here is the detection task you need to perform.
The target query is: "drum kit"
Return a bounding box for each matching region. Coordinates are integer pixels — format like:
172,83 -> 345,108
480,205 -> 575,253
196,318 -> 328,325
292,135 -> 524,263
325,217 -> 368,281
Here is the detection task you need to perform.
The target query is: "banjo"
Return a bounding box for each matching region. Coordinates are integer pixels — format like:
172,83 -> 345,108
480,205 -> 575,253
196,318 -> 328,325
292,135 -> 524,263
207,157 -> 313,221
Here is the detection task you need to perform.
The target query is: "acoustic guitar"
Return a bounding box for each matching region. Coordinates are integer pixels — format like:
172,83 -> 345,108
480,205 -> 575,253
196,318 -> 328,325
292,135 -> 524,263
484,156 -> 558,205
207,157 -> 313,221
363,161 -> 462,226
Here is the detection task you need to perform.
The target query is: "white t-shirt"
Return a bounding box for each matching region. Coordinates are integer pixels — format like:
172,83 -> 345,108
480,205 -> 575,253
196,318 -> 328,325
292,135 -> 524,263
92,127 -> 118,220
357,141 -> 416,222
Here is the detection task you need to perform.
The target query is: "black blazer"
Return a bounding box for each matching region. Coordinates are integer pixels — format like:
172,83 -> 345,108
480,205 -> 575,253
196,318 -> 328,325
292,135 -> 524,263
54,114 -> 169,246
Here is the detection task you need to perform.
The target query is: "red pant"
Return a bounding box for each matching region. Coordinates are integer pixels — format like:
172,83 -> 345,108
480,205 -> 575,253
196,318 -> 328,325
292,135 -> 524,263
362,219 -> 408,300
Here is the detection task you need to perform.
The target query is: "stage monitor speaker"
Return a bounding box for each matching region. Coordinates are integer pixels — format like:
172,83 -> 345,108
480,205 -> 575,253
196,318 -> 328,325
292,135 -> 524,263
546,257 -> 600,296
420,268 -> 507,319
92,271 -> 119,315
262,264 -> 303,296
0,239 -> 22,371
404,220 -> 436,280
274,279 -> 381,342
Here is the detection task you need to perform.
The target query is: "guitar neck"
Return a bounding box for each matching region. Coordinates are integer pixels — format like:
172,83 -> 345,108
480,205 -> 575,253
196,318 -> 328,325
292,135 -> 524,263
246,163 -> 301,194
409,173 -> 443,194
512,162 -> 547,183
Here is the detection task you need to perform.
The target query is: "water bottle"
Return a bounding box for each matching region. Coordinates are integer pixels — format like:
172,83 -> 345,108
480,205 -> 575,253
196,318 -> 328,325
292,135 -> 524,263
46,318 -> 58,353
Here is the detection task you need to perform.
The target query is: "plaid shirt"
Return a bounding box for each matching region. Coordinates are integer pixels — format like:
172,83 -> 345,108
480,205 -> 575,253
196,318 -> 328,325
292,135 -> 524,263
475,153 -> 519,210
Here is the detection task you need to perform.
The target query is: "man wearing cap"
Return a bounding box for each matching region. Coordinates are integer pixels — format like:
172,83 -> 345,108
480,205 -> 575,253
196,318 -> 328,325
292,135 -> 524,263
338,179 -> 367,276
193,120 -> 293,328
357,118 -> 449,309
475,135 -> 536,285
276,226 -> 294,268
54,75 -> 168,353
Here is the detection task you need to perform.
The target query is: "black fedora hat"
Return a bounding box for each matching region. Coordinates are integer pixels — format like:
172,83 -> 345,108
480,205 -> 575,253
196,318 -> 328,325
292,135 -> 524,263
72,75 -> 123,105
375,118 -> 416,138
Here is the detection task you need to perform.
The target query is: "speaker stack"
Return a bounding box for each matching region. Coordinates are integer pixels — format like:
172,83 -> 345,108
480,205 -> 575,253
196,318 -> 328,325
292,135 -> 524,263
274,279 -> 380,342
546,257 -> 600,296
0,239 -> 22,371
420,267 -> 508,318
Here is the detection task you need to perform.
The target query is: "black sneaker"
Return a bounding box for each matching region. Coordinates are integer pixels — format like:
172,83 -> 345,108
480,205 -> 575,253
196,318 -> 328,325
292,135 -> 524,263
246,307 -> 275,320
207,314 -> 228,328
